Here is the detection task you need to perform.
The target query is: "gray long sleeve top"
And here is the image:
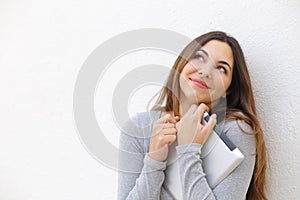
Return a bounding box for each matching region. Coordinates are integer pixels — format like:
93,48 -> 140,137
118,110 -> 256,200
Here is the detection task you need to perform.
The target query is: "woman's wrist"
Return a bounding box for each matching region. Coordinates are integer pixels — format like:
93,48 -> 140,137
176,143 -> 202,155
144,153 -> 167,171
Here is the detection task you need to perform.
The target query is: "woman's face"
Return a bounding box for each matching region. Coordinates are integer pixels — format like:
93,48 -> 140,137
179,39 -> 234,108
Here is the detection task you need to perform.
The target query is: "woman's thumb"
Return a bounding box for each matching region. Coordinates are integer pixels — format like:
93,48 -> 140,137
175,120 -> 181,130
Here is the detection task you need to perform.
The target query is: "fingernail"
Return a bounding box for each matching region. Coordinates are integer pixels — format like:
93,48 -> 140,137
211,114 -> 217,119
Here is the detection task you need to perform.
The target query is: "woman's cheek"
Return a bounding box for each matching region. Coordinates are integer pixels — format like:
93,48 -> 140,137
185,63 -> 193,71
214,75 -> 228,89
182,62 -> 197,74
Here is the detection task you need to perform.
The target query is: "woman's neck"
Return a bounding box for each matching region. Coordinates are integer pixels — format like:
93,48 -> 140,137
179,97 -> 211,116
179,99 -> 193,116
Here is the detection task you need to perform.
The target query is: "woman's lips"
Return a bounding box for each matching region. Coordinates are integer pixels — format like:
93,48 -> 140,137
189,78 -> 209,89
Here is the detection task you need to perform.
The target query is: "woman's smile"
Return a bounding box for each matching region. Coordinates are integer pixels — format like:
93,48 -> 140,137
189,77 -> 209,89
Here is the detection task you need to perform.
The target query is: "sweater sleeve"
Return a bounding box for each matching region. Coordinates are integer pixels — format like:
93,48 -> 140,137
117,113 -> 167,200
176,119 -> 256,200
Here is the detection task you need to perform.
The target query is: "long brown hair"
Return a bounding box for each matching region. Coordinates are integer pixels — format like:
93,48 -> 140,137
149,31 -> 267,199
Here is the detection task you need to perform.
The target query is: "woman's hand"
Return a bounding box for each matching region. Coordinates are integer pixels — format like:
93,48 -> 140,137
149,114 -> 180,162
176,103 -> 217,145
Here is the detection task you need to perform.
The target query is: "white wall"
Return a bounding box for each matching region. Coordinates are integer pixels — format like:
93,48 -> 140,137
1,0 -> 299,199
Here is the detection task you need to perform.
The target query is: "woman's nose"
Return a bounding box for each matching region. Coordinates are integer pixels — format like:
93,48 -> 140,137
197,66 -> 212,78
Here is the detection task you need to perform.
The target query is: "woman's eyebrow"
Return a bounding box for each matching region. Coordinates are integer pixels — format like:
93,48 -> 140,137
219,60 -> 232,71
197,49 -> 209,57
198,48 -> 232,71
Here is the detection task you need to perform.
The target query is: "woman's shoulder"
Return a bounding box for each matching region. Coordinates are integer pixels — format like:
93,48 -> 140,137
222,118 -> 252,133
220,113 -> 256,154
220,111 -> 252,131
131,110 -> 161,126
121,110 -> 161,136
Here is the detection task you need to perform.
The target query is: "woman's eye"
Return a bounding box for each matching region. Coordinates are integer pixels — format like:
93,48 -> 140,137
217,66 -> 227,74
194,54 -> 204,62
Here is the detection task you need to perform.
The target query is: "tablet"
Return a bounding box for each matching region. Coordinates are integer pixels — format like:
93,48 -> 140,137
201,112 -> 245,188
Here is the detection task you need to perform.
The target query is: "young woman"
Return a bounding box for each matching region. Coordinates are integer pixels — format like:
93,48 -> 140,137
118,31 -> 267,200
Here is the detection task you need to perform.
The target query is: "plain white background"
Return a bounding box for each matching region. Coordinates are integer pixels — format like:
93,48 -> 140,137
1,0 -> 300,199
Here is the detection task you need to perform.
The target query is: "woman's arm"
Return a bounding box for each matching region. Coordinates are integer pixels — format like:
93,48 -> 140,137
117,113 -> 167,200
176,119 -> 256,200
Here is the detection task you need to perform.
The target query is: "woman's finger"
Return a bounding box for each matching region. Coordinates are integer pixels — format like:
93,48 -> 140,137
187,104 -> 198,114
153,122 -> 175,134
162,122 -> 176,129
175,121 -> 181,130
194,103 -> 209,120
162,135 -> 177,145
160,127 -> 177,135
153,123 -> 177,136
202,113 -> 217,136
156,114 -> 178,124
